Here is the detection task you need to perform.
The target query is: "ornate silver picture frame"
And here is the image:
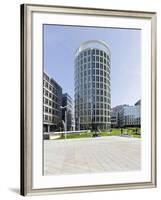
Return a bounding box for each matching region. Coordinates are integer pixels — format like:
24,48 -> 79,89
20,4 -> 157,196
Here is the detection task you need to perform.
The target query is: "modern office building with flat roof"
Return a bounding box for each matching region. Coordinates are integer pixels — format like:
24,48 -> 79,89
119,100 -> 141,128
111,105 -> 128,128
43,72 -> 62,132
74,40 -> 111,130
62,93 -> 75,131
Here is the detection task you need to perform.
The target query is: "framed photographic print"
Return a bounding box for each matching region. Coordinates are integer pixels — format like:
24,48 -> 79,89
20,4 -> 157,196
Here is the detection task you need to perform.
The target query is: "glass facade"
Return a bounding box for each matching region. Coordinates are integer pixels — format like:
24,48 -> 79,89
118,101 -> 141,128
62,93 -> 74,131
121,105 -> 141,127
74,40 -> 111,130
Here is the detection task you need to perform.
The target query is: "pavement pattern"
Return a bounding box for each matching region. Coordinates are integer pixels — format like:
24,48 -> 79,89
44,136 -> 141,175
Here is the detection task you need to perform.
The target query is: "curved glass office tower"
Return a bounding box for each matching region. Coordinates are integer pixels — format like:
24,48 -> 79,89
74,40 -> 111,130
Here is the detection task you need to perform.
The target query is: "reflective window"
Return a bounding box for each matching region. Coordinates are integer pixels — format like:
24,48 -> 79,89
45,107 -> 48,112
100,77 -> 103,82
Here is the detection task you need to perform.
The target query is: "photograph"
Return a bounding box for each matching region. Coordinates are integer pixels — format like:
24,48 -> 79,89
20,4 -> 156,195
43,24 -> 141,176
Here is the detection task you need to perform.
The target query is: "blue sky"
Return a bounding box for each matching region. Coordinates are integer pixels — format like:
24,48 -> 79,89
44,24 -> 141,107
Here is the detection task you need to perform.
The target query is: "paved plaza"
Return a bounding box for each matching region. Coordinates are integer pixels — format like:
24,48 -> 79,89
44,136 -> 141,175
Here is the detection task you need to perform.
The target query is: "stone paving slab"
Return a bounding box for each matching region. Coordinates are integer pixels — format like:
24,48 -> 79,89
44,136 -> 141,175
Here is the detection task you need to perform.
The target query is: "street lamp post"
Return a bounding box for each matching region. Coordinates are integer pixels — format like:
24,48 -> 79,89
78,116 -> 80,131
65,110 -> 67,139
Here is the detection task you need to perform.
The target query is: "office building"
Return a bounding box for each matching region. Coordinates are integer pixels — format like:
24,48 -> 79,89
111,105 -> 128,128
74,40 -> 111,130
62,93 -> 75,131
43,72 -> 62,132
119,100 -> 141,127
